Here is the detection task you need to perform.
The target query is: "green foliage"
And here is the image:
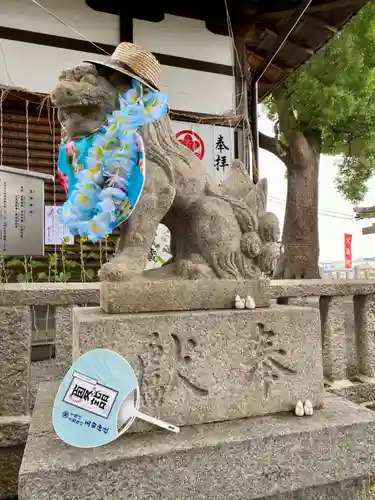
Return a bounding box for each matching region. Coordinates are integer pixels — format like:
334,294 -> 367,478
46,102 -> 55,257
0,230 -> 169,284
266,3 -> 375,203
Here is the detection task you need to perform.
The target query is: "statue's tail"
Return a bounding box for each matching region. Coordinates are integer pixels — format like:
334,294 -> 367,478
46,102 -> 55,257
206,184 -> 259,234
206,160 -> 268,234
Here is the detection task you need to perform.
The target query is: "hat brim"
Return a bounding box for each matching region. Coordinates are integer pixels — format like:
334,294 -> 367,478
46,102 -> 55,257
84,60 -> 159,92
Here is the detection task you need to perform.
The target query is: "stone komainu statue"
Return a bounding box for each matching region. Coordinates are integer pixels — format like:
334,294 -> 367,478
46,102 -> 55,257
51,62 -> 280,281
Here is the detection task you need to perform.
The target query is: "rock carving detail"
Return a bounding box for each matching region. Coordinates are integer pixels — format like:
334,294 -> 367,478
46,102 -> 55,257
247,323 -> 297,398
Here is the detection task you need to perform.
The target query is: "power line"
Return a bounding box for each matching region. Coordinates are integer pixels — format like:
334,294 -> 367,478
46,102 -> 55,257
268,196 -> 355,221
30,0 -> 110,56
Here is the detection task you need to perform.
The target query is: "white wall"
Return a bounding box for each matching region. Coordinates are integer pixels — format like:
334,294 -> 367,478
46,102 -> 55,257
160,66 -> 234,115
0,0 -> 118,93
134,15 -> 233,65
134,15 -> 235,114
1,0 -> 119,44
0,6 -> 235,115
0,39 -> 109,94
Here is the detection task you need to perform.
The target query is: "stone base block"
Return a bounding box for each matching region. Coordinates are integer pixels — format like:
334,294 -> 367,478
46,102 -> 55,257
0,415 -> 29,499
19,384 -> 375,500
0,306 -> 32,415
330,380 -> 375,405
267,479 -> 372,500
100,278 -> 270,313
73,305 -> 323,427
1,445 -> 25,499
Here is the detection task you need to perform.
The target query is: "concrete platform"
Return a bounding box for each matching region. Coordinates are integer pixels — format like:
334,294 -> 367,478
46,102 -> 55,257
19,382 -> 375,500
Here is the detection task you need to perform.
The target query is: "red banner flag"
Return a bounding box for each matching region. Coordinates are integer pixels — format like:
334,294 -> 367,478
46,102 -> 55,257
344,233 -> 352,269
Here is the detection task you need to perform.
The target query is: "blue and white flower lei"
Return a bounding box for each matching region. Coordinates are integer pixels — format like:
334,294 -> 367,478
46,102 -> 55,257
58,79 -> 168,242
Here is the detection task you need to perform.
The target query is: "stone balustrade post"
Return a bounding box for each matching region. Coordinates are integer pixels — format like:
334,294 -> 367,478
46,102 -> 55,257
319,296 -> 351,387
0,305 -> 32,499
55,305 -> 74,375
0,306 -> 32,416
354,294 -> 375,380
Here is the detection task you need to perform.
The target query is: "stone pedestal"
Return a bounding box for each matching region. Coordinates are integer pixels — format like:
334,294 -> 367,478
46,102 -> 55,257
354,294 -> 375,378
0,306 -> 32,499
0,306 -> 32,415
19,383 -> 375,500
55,306 -> 74,374
100,279 -> 270,313
73,305 -> 324,426
319,296 -> 350,385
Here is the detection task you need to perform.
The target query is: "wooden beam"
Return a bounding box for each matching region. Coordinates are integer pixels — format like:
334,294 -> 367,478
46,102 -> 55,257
354,206 -> 375,219
263,27 -> 315,56
304,14 -> 338,33
247,48 -> 294,74
235,23 -> 257,41
119,13 -> 133,42
254,0 -> 313,82
307,0 -> 362,13
256,0 -> 360,18
362,224 -> 375,235
170,110 -> 244,127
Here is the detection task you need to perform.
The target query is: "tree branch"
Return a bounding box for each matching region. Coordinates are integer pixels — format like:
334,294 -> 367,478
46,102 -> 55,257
259,131 -> 286,161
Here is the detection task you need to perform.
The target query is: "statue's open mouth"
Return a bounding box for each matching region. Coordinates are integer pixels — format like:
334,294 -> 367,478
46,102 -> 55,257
51,84 -> 103,111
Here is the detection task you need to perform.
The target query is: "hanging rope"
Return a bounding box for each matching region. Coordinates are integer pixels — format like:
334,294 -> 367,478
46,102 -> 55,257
30,0 -> 111,56
52,107 -> 58,253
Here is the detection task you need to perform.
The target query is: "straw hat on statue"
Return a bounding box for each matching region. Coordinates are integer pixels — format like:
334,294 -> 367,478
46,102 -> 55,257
85,42 -> 161,92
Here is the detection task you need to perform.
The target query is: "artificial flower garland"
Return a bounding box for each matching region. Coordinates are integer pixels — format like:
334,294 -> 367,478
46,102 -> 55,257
57,79 -> 168,242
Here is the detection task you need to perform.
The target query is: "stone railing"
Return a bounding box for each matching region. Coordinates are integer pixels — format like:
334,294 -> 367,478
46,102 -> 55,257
0,283 -> 99,500
270,280 -> 375,388
1,279 -> 375,498
320,265 -> 375,280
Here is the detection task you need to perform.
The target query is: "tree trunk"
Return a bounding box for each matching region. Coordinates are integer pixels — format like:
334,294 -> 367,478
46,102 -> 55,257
273,129 -> 321,279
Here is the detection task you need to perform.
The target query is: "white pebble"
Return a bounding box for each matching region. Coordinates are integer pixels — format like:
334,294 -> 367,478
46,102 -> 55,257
245,295 -> 256,309
295,400 -> 305,417
235,295 -> 245,309
304,400 -> 314,416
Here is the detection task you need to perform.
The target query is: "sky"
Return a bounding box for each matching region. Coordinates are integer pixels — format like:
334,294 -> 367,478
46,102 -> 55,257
258,110 -> 375,264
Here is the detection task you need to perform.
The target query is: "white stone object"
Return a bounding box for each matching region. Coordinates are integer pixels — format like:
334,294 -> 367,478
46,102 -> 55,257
295,400 -> 305,417
235,295 -> 245,309
304,400 -> 314,416
245,295 -> 256,309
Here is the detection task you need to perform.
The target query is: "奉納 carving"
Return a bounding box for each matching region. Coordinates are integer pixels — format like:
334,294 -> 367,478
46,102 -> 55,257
247,323 -> 297,398
138,331 -> 208,406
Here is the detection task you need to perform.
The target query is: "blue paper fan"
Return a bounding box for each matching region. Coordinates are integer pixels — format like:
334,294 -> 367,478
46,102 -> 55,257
53,349 -> 179,448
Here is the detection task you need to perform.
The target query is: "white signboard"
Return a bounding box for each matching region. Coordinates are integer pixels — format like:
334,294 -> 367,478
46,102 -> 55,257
0,166 -> 53,256
63,371 -> 118,420
171,121 -> 235,185
45,206 -> 74,245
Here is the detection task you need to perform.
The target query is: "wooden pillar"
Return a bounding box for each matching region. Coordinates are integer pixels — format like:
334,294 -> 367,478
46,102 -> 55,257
234,35 -> 250,176
250,80 -> 259,184
119,13 -> 133,42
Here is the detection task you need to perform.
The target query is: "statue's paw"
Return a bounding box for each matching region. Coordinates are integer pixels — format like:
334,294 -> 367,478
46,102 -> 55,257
177,259 -> 216,280
98,261 -> 127,282
98,258 -> 145,282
